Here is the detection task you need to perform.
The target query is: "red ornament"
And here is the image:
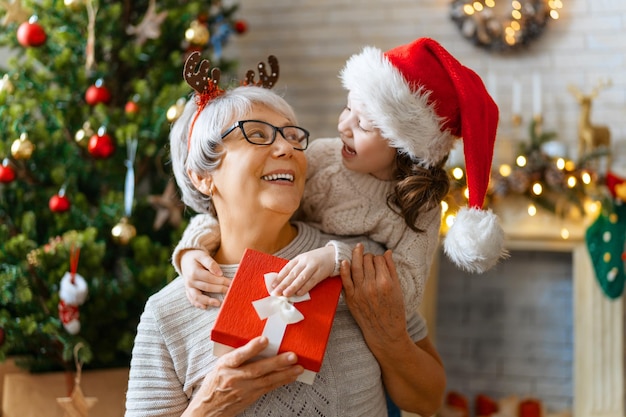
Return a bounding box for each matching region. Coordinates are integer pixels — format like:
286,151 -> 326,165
475,394 -> 498,416
49,194 -> 71,213
234,20 -> 248,35
88,129 -> 115,159
519,399 -> 542,417
125,100 -> 139,114
0,163 -> 16,183
85,79 -> 111,105
17,18 -> 47,47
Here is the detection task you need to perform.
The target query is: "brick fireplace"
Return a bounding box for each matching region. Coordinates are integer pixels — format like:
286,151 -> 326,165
421,197 -> 625,417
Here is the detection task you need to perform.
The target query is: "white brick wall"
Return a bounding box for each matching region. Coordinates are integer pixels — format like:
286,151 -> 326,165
229,0 -> 626,167
436,250 -> 574,412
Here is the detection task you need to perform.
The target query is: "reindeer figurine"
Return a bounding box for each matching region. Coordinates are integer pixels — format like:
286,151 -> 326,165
568,80 -> 612,162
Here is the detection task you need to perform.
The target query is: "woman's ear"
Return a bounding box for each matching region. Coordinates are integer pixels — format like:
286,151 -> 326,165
187,169 -> 213,197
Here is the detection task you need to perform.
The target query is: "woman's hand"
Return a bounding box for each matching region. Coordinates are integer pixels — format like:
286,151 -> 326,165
340,243 -> 407,349
185,336 -> 304,417
340,243 -> 446,415
180,249 -> 231,309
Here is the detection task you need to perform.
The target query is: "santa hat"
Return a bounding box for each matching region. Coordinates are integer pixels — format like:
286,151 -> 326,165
340,37 -> 508,273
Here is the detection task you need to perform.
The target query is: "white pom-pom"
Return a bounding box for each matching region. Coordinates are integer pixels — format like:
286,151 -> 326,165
59,272 -> 88,305
443,207 -> 509,273
63,319 -> 81,335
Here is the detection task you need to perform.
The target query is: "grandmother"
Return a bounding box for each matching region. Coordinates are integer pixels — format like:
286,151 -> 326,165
124,53 -> 445,417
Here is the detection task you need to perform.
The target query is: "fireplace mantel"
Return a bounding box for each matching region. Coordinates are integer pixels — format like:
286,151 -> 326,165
492,197 -> 623,417
417,196 -> 624,417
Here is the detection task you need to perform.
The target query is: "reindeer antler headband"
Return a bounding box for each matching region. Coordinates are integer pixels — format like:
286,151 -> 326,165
183,51 -> 280,150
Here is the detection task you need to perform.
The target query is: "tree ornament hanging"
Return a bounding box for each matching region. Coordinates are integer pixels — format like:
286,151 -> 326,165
0,73 -> 15,94
85,78 -> 111,105
111,139 -> 138,245
49,186 -> 71,213
234,19 -> 248,35
74,121 -> 94,146
10,132 -> 34,159
166,98 -> 186,122
185,19 -> 209,46
124,100 -> 139,115
0,0 -> 30,27
58,246 -> 88,334
87,126 -> 115,159
63,0 -> 84,11
111,217 -> 136,245
0,158 -> 16,183
16,15 -> 46,47
57,343 -> 98,417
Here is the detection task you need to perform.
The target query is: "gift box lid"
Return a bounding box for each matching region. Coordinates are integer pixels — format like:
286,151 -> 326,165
211,248 -> 343,379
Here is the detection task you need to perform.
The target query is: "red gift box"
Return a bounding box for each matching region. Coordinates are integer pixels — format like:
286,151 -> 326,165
211,248 -> 343,384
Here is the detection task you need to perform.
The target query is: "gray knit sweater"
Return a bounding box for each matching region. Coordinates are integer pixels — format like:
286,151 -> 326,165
126,222 -> 427,416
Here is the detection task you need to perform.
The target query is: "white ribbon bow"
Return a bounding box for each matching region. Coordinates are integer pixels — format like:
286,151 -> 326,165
252,272 -> 310,357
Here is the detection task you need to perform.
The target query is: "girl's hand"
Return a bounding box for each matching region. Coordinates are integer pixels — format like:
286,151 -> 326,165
180,249 -> 231,309
272,246 -> 336,297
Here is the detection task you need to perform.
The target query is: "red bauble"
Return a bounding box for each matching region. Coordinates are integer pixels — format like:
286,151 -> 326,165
124,101 -> 139,114
85,79 -> 111,105
88,132 -> 115,158
49,194 -> 71,213
475,394 -> 498,416
0,164 -> 16,183
234,20 -> 248,34
17,19 -> 47,47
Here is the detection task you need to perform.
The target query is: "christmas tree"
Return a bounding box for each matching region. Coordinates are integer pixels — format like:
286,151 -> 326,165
0,0 -> 246,373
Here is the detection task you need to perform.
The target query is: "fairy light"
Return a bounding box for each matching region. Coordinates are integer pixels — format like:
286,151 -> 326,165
528,204 -> 537,216
556,158 -> 565,170
452,167 -> 465,180
463,187 -> 470,200
473,1 -> 484,11
441,200 -> 449,214
581,171 -> 592,185
532,182 -> 543,195
445,213 -> 456,229
499,164 -> 512,177
567,176 -> 577,188
561,228 -> 570,239
485,0 -> 495,7
516,155 -> 527,167
463,4 -> 475,15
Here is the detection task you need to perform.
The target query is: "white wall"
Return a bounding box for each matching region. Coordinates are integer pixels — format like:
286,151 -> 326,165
229,0 -> 626,168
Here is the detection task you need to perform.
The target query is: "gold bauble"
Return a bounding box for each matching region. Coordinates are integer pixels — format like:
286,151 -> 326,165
63,0 -> 84,10
74,121 -> 94,145
111,217 -> 137,245
11,132 -> 35,160
185,20 -> 210,46
0,74 -> 15,94
166,98 -> 186,122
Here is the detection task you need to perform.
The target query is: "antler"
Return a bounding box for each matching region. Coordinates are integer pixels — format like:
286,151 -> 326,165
183,51 -> 221,94
242,55 -> 279,89
590,78 -> 612,98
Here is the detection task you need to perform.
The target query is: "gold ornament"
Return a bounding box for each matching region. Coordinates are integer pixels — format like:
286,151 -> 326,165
148,180 -> 183,230
74,122 -> 94,146
63,0 -> 84,10
185,19 -> 209,46
11,132 -> 34,159
0,74 -> 15,94
0,0 -> 30,26
56,344 -> 97,417
111,217 -> 136,245
166,98 -> 186,122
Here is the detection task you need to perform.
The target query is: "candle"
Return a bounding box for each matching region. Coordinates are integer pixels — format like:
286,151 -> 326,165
512,80 -> 521,115
532,72 -> 542,116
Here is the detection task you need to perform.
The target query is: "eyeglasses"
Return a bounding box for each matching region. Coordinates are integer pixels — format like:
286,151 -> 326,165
220,120 -> 309,151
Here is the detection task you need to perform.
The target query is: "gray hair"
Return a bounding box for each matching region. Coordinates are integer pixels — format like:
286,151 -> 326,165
170,86 -> 299,214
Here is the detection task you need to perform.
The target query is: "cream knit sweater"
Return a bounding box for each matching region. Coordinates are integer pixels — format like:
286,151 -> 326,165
172,138 -> 442,313
126,222 -> 427,416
